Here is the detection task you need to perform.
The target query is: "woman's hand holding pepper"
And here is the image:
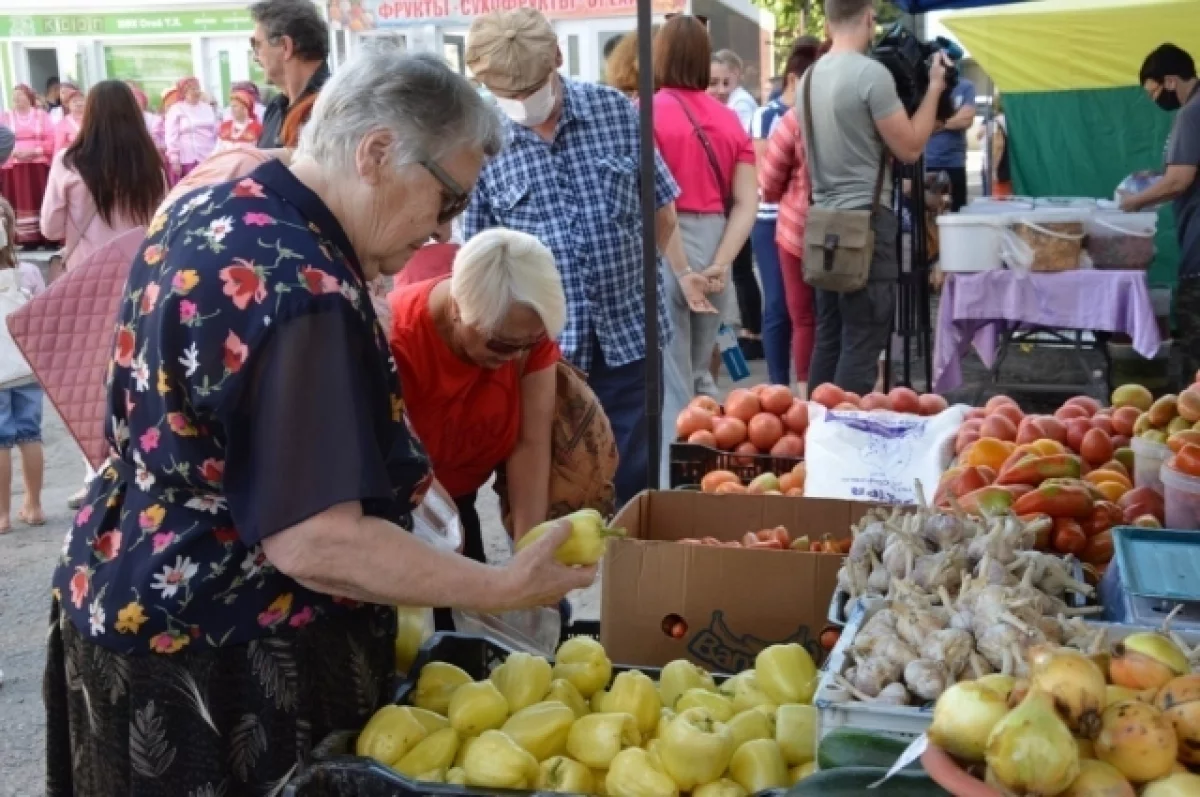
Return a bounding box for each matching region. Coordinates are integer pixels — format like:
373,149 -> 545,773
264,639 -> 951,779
496,519 -> 597,610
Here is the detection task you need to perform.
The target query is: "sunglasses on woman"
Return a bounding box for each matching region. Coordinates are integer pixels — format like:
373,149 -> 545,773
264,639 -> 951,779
421,159 -> 471,224
485,333 -> 547,356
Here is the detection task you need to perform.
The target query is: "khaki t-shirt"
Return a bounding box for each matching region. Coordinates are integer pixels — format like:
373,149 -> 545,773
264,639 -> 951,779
797,51 -> 904,210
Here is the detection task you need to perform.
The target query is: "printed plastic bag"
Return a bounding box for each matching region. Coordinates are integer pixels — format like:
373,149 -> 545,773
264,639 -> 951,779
1115,170 -> 1164,208
411,479 -> 463,554
803,403 -> 967,505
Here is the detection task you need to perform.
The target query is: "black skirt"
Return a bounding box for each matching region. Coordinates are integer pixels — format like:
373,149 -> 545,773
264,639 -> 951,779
44,599 -> 394,796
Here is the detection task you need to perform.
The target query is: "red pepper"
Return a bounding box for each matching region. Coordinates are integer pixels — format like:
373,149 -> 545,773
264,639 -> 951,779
1012,483 -> 1095,519
996,454 -> 1082,487
955,485 -> 1016,516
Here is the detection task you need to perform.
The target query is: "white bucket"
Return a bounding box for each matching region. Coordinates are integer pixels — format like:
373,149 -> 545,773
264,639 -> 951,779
937,213 -> 1007,272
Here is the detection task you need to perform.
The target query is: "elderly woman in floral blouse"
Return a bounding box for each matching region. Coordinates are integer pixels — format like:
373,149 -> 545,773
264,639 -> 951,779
44,48 -> 595,796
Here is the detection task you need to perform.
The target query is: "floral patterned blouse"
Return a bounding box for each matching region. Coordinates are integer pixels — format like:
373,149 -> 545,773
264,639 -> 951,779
52,160 -> 432,656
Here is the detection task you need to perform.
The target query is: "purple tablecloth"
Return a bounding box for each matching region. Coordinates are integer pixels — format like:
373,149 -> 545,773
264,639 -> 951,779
932,270 -> 1162,393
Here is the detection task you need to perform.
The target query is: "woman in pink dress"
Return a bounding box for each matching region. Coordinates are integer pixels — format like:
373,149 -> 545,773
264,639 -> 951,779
0,84 -> 55,246
52,84 -> 84,153
164,76 -> 217,180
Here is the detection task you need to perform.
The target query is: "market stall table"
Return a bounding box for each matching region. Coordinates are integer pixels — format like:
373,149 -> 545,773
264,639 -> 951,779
932,269 -> 1161,399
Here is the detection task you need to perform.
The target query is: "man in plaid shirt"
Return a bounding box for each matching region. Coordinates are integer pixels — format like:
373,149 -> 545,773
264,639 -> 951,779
464,8 -> 714,504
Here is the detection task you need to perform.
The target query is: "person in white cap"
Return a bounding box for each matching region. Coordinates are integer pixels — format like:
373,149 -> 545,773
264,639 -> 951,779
463,8 -> 714,504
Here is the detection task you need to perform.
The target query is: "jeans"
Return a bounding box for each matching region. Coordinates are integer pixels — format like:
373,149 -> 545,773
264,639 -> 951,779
730,239 -> 762,335
0,383 -> 43,449
587,336 -> 656,507
753,218 -> 791,385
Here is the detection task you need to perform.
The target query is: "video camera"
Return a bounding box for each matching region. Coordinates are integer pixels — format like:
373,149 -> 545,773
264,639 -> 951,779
872,23 -> 961,120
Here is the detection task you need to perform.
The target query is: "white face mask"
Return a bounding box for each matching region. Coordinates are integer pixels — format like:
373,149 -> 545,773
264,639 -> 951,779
494,79 -> 556,127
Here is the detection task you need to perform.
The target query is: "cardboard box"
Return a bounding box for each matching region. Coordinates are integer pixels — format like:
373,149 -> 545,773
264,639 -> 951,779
601,491 -> 875,674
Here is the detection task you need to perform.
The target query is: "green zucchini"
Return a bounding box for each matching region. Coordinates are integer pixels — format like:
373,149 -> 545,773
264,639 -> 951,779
816,727 -> 920,771
787,766 -> 950,796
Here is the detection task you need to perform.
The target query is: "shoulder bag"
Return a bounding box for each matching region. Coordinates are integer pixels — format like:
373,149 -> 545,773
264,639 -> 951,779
799,67 -> 888,293
666,90 -> 733,215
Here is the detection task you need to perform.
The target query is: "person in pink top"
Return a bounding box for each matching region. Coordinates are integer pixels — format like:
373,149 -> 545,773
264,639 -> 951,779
40,80 -> 167,273
128,83 -> 166,155
52,84 -> 85,153
165,76 -> 218,179
0,84 -> 55,246
651,15 -> 758,398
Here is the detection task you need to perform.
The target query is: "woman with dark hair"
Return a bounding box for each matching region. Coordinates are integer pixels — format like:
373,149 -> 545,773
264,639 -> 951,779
41,80 -> 167,272
759,38 -> 826,398
651,15 -> 757,399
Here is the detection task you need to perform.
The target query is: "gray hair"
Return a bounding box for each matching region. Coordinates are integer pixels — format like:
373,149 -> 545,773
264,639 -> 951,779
298,47 -> 503,176
451,228 -> 566,337
250,0 -> 329,62
712,49 -> 744,73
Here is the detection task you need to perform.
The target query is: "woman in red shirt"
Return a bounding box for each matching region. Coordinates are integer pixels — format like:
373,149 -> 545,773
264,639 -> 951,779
651,15 -> 758,399
389,228 -> 564,561
215,88 -> 262,152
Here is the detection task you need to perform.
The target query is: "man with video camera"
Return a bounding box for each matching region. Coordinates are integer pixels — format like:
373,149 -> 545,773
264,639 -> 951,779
800,0 -> 948,395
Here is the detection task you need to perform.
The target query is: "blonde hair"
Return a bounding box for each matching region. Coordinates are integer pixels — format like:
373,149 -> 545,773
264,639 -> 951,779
451,229 -> 565,338
0,198 -> 16,269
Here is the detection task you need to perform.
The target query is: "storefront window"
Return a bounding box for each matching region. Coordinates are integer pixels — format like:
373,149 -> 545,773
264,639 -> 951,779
103,43 -> 193,110
567,34 -> 580,77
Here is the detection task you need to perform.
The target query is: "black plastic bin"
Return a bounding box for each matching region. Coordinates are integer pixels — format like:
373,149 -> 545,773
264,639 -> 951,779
669,442 -> 802,489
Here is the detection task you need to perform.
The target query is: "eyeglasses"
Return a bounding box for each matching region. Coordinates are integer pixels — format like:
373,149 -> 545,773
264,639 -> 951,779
665,13 -> 709,26
420,159 -> 471,224
485,333 -> 547,356
249,34 -> 281,52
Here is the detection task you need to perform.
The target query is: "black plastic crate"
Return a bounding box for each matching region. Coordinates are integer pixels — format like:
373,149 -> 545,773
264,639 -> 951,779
295,633 -> 772,797
669,442 -> 803,489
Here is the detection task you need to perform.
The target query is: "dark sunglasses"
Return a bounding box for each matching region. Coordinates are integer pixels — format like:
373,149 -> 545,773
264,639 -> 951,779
421,159 -> 471,224
485,333 -> 547,356
665,13 -> 709,26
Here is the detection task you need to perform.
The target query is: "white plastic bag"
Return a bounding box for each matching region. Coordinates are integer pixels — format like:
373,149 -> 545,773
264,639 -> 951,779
803,403 -> 967,505
452,606 -> 562,656
999,227 -> 1034,272
411,479 -> 463,554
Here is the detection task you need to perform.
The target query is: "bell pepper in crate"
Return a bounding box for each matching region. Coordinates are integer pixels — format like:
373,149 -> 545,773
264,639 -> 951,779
605,670 -> 663,735
448,680 -> 509,736
462,729 -> 540,789
659,707 -> 736,790
536,756 -> 595,792
356,705 -> 429,767
501,701 -> 576,761
675,688 -> 734,722
659,659 -> 717,709
996,454 -> 1082,486
605,747 -> 679,797
552,635 -> 613,697
547,678 -> 590,718
729,738 -> 789,792
394,727 -> 460,778
1013,483 -> 1095,519
413,661 -> 473,715
775,704 -> 818,766
755,644 -> 818,705
515,509 -> 625,566
567,712 -> 641,769
490,651 -> 553,712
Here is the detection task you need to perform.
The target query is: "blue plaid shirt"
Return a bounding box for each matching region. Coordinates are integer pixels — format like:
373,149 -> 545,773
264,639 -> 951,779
464,78 -> 680,371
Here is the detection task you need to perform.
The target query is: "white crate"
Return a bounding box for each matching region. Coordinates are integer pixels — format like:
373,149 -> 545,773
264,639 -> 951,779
814,601 -> 1200,741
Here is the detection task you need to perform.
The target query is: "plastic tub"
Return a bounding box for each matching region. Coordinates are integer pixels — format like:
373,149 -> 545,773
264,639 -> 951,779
937,213 -> 1007,272
1162,460 -> 1200,530
1035,196 -> 1099,209
1133,435 -> 1172,493
1006,208 -> 1087,272
962,197 -> 1034,215
1087,210 -> 1158,270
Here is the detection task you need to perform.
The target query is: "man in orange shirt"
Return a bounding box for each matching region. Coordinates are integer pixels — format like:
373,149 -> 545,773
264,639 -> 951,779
389,228 -> 564,560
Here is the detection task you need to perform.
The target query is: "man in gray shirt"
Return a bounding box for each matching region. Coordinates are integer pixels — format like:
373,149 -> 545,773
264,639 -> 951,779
799,0 -> 947,395
1122,44 -> 1199,388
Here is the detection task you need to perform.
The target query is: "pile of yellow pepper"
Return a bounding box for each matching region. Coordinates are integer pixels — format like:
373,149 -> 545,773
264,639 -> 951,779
357,636 -> 821,796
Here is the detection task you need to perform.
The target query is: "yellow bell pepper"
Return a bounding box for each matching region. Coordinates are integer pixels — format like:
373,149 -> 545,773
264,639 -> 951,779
413,661 -> 473,715
490,652 -> 553,713
693,779 -> 749,797
394,727 -> 459,778
728,738 -> 789,793
722,671 -> 777,714
591,689 -> 610,714
553,636 -> 613,698
536,755 -> 595,794
754,644 -> 817,705
775,704 -> 817,766
592,769 -> 611,795
448,680 -> 509,736
514,509 -> 625,566
413,768 -> 444,782
605,747 -> 679,797
604,670 -> 662,736
406,707 -> 450,735
659,659 -> 717,708
675,688 -> 734,722
566,712 -> 641,769
643,738 -> 664,772
789,761 -> 817,785
445,766 -> 467,785
461,729 -> 539,789
658,707 -> 735,790
356,705 -> 429,767
453,735 -> 476,768
725,708 -> 775,750
547,678 -> 590,718
501,701 -> 576,761
393,607 -> 432,674
653,708 -> 676,741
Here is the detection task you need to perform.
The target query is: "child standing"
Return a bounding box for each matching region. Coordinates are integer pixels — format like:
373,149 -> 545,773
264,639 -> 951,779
0,197 -> 46,532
